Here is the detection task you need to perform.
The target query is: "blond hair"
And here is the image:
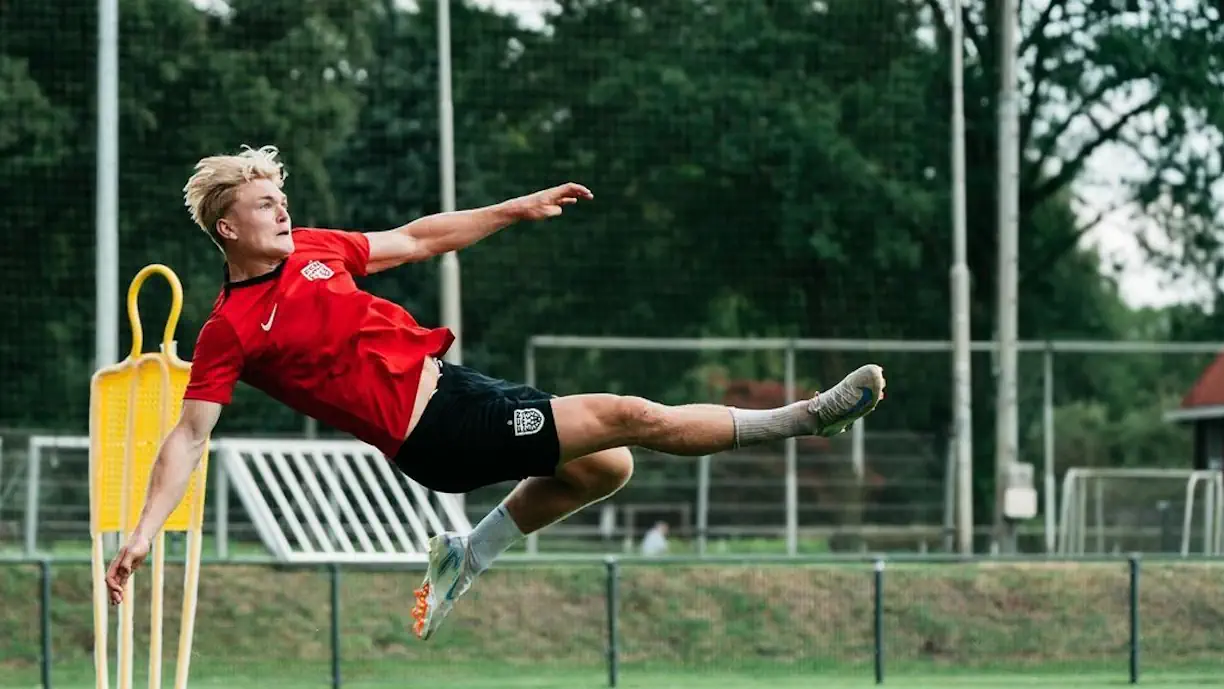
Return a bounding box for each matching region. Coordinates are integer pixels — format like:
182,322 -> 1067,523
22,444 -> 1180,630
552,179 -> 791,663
183,145 -> 287,251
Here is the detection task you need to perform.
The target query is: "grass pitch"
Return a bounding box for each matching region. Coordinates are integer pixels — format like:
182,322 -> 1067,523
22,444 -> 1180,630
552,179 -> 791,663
1,661 -> 1218,688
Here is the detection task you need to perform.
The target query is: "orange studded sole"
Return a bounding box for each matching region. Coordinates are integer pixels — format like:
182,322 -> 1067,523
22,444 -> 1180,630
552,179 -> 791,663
411,582 -> 431,639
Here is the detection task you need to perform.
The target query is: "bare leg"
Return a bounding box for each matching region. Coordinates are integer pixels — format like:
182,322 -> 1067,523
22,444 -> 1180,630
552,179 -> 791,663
413,449 -> 634,640
552,397 -> 735,460
467,448 -> 633,570
550,363 -> 885,463
504,447 -> 633,532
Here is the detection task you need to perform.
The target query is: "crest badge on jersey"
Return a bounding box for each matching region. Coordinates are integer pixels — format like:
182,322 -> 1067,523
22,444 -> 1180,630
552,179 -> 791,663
512,408 -> 546,437
301,260 -> 335,282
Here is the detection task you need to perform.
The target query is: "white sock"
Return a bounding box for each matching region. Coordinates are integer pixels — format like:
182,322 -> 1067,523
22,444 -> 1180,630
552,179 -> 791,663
729,402 -> 812,447
466,503 -> 525,572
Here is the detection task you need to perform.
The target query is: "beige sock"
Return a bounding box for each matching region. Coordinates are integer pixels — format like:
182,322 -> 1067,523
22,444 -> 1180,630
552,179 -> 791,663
467,503 -> 524,572
729,401 -> 812,447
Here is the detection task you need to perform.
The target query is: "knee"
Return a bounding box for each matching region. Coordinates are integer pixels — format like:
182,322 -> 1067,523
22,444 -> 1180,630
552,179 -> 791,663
561,447 -> 635,498
598,447 -> 635,494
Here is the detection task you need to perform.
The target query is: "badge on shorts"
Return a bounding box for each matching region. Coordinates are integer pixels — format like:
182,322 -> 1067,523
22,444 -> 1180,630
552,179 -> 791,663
512,408 -> 546,437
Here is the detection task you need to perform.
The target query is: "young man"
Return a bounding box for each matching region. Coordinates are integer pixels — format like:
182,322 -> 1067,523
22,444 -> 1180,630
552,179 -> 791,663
104,145 -> 886,640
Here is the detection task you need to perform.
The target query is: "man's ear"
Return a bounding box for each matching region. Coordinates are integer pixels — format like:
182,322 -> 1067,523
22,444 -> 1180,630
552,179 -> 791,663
215,218 -> 238,242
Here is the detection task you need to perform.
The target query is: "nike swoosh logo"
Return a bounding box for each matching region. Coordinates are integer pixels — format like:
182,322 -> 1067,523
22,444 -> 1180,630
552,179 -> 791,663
828,388 -> 875,425
261,304 -> 278,331
847,387 -> 874,415
837,391 -> 876,423
440,548 -> 464,600
438,548 -> 459,574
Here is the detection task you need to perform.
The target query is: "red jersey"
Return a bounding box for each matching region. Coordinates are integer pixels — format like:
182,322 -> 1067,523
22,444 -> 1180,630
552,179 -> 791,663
183,228 -> 455,456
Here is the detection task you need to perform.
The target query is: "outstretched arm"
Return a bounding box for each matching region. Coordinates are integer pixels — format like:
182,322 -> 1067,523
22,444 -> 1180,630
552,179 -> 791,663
362,183 -> 593,274
105,399 -> 220,605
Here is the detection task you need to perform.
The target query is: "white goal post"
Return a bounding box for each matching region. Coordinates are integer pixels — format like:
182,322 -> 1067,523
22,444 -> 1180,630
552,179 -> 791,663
1056,467 -> 1223,556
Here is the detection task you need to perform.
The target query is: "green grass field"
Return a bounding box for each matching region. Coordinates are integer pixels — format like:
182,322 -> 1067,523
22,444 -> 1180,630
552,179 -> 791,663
2,661 -> 1218,688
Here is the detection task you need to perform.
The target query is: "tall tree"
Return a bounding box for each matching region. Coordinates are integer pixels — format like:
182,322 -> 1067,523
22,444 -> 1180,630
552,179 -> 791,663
0,0 -> 377,432
926,0 -> 1224,295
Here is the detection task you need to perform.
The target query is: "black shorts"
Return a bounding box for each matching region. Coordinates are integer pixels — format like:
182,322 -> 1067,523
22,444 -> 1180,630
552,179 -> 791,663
392,360 -> 561,493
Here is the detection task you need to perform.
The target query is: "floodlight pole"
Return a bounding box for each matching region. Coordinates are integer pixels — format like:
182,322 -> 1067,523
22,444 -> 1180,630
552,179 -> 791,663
96,0 -> 119,371
438,0 -> 462,367
437,0 -> 464,513
995,0 -> 1021,553
950,0 -> 974,555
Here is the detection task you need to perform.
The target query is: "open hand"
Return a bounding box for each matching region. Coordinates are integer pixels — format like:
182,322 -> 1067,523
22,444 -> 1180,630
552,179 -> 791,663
105,534 -> 152,605
508,183 -> 593,221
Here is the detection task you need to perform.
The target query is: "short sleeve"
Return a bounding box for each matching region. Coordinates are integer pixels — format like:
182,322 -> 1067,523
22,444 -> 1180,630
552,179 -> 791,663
184,316 -> 245,405
293,228 -> 370,276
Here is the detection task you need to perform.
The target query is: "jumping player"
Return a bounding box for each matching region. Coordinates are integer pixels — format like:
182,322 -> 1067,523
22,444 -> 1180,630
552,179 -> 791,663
104,145 -> 886,640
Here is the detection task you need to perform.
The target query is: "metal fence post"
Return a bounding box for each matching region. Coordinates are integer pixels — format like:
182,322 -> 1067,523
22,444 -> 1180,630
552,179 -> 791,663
1129,554 -> 1139,685
216,458 -> 229,560
784,342 -> 798,556
604,556 -> 620,688
874,558 -> 885,685
25,441 -> 42,555
330,563 -> 341,689
1043,343 -> 1056,554
524,340 -> 540,556
41,558 -> 52,689
696,455 -> 710,556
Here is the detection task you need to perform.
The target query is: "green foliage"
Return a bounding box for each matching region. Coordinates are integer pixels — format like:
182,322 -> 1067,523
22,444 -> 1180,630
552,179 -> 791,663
1004,0 -> 1224,289
1024,395 -> 1193,471
0,0 -> 376,433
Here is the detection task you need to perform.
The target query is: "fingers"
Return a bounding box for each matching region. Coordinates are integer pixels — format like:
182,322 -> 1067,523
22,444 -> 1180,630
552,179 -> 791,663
551,182 -> 593,200
105,547 -> 137,605
106,554 -> 126,605
522,182 -> 592,220
106,572 -> 123,605
564,182 -> 593,199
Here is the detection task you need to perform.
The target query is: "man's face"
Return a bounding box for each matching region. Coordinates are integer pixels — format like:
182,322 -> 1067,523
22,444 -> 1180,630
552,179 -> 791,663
216,178 -> 294,260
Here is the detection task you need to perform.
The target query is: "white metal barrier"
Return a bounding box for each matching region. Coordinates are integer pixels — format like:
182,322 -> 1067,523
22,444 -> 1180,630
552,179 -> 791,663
22,435 -> 471,562
216,438 -> 469,563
